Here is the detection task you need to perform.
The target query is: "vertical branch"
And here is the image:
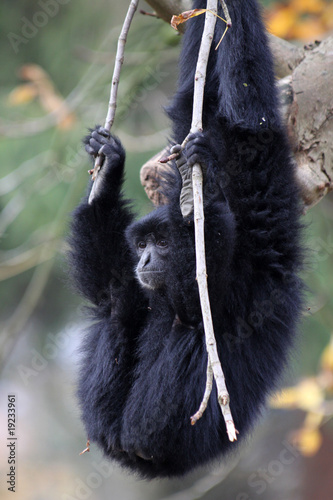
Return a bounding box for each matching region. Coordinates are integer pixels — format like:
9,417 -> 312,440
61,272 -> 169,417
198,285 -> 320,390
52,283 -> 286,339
190,0 -> 238,441
190,360 -> 213,425
90,0 -> 139,184
104,0 -> 139,131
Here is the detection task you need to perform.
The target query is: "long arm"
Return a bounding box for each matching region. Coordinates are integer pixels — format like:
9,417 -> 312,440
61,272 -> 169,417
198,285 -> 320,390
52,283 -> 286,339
68,126 -> 140,313
168,0 -> 303,304
70,127 -> 148,453
168,0 -> 281,142
163,133 -> 236,322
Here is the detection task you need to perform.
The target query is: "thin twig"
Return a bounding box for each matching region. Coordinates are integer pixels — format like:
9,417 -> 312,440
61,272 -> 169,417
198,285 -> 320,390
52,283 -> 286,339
89,0 -> 139,191
79,440 -> 90,455
189,0 -> 238,441
190,361 -> 213,425
139,9 -> 159,18
104,1 -> 139,132
219,0 -> 232,27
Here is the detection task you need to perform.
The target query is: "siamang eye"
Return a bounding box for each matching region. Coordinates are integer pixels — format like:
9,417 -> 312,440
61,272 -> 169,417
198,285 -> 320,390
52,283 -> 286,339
157,240 -> 168,248
138,241 -> 146,249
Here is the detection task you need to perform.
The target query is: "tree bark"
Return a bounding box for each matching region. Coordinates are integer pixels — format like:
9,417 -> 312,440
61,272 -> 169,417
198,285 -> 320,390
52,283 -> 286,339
142,0 -> 333,210
143,0 -> 191,25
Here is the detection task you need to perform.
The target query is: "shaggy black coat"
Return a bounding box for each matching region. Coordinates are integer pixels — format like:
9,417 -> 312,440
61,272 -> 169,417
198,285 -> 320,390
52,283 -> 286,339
68,0 -> 304,478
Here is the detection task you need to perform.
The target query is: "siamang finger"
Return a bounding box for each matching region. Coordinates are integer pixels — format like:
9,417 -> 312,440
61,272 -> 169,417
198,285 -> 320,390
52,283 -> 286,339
89,138 -> 103,153
92,130 -> 109,145
85,144 -> 96,156
186,135 -> 206,151
186,133 -> 197,142
170,144 -> 182,155
97,126 -> 111,138
186,132 -> 206,152
187,132 -> 204,142
98,144 -> 112,157
186,153 -> 201,167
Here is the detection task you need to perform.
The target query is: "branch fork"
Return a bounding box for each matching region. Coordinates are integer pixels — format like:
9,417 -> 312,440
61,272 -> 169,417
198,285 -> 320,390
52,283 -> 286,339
186,0 -> 238,442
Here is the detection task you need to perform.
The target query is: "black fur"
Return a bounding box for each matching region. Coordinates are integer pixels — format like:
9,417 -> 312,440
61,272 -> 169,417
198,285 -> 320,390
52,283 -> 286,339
68,0 -> 304,479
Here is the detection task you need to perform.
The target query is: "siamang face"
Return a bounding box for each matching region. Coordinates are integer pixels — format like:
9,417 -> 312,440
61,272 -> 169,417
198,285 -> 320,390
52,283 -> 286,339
135,233 -> 169,290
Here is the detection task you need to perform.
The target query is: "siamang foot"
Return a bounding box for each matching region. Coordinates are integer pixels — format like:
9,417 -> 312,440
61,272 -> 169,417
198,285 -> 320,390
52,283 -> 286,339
170,132 -> 213,218
170,143 -> 194,219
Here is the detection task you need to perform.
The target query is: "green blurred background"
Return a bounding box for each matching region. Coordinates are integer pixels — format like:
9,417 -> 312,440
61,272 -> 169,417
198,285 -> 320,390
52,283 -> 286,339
0,1 -> 333,499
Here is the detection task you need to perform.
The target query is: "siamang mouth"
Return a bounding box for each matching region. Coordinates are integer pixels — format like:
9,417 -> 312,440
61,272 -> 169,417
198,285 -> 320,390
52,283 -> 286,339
137,270 -> 165,290
139,270 -> 163,274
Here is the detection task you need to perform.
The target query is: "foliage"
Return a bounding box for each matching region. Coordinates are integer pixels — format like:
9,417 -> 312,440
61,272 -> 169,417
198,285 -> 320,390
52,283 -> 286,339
267,0 -> 333,40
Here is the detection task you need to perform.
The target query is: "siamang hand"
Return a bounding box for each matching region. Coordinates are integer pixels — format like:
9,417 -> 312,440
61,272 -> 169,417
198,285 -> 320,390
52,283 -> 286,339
84,125 -> 125,171
183,132 -> 211,169
170,132 -> 211,218
84,125 -> 125,204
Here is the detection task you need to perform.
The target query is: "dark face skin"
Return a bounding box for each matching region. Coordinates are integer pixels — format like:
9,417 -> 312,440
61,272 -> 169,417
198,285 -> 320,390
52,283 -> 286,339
136,233 -> 169,290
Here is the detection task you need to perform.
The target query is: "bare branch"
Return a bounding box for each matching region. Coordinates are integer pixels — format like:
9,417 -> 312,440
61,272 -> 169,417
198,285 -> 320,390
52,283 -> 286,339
190,361 -> 213,425
89,0 -> 139,194
268,33 -> 305,78
104,1 -> 139,132
145,0 -> 192,25
189,0 -> 238,441
79,440 -> 90,455
219,0 -> 231,27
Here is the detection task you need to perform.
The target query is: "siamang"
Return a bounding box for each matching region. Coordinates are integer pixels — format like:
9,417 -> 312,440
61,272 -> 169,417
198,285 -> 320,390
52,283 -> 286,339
68,0 -> 303,479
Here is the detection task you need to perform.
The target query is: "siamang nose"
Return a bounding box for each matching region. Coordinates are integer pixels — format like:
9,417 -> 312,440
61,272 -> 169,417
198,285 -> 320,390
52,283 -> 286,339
141,251 -> 151,268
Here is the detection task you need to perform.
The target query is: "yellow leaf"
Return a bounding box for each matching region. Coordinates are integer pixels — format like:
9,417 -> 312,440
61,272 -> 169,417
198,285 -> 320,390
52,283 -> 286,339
290,18 -> 326,41
292,427 -> 322,456
16,63 -> 76,130
8,84 -> 37,105
303,411 -> 323,429
171,9 -> 206,30
290,0 -> 325,14
323,5 -> 333,30
271,387 -> 299,408
296,380 -> 324,411
271,379 -> 324,412
267,7 -> 296,38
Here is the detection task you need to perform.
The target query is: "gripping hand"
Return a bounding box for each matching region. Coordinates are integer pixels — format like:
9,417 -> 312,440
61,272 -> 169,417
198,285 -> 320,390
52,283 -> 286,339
84,125 -> 125,204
